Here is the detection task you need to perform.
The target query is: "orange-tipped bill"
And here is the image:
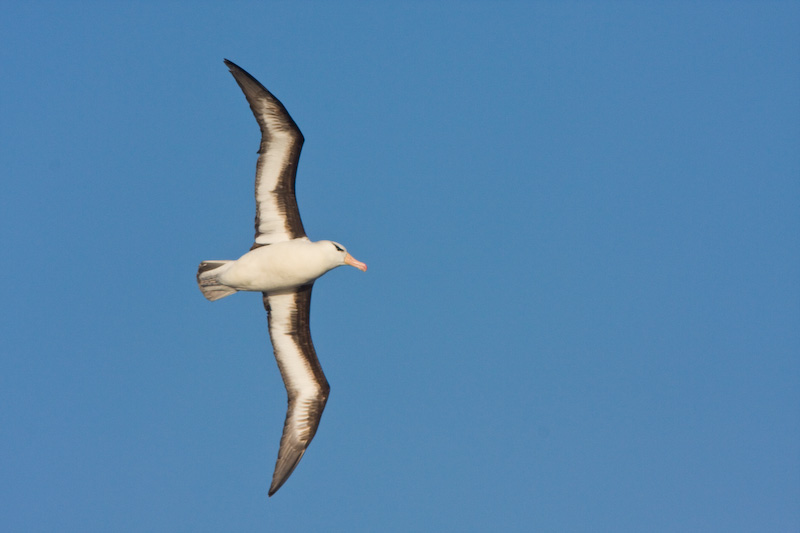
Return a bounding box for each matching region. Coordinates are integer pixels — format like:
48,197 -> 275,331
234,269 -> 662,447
344,254 -> 368,272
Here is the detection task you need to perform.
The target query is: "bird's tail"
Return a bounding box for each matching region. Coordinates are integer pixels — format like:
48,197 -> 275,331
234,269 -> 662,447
197,261 -> 237,301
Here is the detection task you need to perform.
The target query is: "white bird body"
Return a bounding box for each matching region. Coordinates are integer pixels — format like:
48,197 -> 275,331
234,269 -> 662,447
217,239 -> 351,293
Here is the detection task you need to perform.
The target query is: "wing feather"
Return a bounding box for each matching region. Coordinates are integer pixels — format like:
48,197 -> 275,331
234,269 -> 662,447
262,284 -> 329,496
225,59 -> 306,246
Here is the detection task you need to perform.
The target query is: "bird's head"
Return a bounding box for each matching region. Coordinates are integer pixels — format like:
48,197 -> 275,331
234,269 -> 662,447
324,241 -> 367,272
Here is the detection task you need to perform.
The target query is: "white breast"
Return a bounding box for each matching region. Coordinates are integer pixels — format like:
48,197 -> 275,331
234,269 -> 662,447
219,239 -> 338,293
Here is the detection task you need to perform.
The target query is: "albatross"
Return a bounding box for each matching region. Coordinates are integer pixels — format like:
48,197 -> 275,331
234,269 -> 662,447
197,59 -> 367,497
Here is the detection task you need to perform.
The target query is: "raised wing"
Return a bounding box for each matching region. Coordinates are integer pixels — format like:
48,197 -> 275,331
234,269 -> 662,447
225,59 -> 307,246
262,284 -> 330,496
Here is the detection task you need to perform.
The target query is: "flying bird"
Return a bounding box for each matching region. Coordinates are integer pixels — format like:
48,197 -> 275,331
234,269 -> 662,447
197,59 -> 367,497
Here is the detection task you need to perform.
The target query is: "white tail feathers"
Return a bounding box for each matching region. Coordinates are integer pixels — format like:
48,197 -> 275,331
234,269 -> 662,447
197,261 -> 237,301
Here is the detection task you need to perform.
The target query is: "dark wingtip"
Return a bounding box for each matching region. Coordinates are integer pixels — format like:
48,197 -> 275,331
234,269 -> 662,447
268,450 -> 305,497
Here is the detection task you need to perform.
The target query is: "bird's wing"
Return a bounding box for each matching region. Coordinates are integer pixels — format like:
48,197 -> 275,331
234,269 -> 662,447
225,59 -> 307,247
262,284 -> 330,496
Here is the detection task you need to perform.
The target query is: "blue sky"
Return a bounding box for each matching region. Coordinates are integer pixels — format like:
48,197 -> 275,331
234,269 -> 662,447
2,1 -> 798,531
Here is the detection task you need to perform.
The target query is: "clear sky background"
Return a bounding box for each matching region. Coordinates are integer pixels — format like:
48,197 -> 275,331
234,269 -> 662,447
2,2 -> 798,531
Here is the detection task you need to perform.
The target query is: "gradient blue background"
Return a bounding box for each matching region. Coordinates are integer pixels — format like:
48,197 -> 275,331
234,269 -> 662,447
2,2 -> 798,531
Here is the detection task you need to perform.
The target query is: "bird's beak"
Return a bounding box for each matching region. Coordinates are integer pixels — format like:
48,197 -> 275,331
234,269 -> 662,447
344,253 -> 367,272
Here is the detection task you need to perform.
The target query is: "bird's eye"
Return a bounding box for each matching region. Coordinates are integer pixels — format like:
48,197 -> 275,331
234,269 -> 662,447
332,243 -> 344,252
